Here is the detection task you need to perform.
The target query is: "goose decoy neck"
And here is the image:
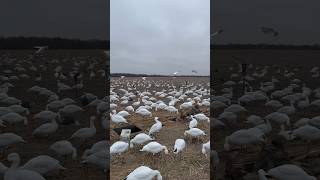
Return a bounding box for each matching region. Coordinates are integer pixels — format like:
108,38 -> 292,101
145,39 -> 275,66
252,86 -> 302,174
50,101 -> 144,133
7,153 -> 20,169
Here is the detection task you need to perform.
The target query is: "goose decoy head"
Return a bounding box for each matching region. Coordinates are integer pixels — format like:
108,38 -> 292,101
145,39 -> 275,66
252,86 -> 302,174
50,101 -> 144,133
7,153 -> 20,162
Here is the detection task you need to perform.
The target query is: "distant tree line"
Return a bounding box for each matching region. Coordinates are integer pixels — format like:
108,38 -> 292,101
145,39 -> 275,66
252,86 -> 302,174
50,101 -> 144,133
211,44 -> 320,50
0,36 -> 109,49
111,73 -> 208,77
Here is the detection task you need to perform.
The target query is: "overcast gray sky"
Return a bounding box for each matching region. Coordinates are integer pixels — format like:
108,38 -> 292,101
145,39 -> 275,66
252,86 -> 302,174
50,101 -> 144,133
212,0 -> 320,45
111,0 -> 210,76
0,0 -> 108,40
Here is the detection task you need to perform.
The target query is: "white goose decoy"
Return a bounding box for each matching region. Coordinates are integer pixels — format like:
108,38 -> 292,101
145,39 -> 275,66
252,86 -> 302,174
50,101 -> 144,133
4,153 -> 46,180
33,110 -> 58,123
136,108 -> 152,118
130,133 -> 154,148
125,106 -> 134,112
49,140 -> 77,159
116,110 -> 130,118
70,116 -> 96,141
125,166 -> 162,180
193,113 -> 210,123
110,141 -> 129,155
201,141 -> 210,157
9,105 -> 29,115
32,118 -> 58,137
290,124 -> 320,150
246,115 -> 264,126
7,153 -> 65,175
184,128 -> 206,138
110,113 -> 128,125
148,117 -> 162,136
189,115 -> 198,129
0,133 -> 25,149
173,139 -> 186,154
224,129 -> 265,151
265,112 -> 291,127
82,140 -> 107,158
82,150 -> 108,171
0,112 -> 28,125
258,164 -> 316,180
140,141 -> 169,155
180,101 -> 193,110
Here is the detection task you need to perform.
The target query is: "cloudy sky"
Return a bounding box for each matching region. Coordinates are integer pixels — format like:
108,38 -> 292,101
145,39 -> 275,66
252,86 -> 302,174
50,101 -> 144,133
212,0 -> 320,45
0,0 -> 108,40
111,0 -> 210,76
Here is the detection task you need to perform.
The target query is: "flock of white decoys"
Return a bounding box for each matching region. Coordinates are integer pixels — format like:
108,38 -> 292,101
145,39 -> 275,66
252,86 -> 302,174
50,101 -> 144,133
110,77 -> 210,179
212,63 -> 320,179
0,49 -> 107,180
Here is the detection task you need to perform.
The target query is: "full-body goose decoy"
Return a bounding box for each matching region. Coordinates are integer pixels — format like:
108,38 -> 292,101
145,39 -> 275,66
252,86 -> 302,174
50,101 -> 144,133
189,115 -> 198,129
136,108 -> 152,119
258,164 -> 316,180
49,140 -> 77,160
173,139 -> 186,155
33,110 -> 58,123
125,166 -> 162,180
32,118 -> 58,137
224,129 -> 265,151
148,117 -> 162,137
70,116 -> 96,141
140,141 -> 169,155
0,133 -> 25,152
130,133 -> 154,148
184,128 -> 206,139
6,153 -> 65,175
201,141 -> 210,157
82,150 -> 108,171
4,153 -> 46,180
110,141 -> 129,155
193,113 -> 210,123
110,113 -> 128,125
82,140 -> 107,158
0,112 -> 28,125
290,124 -> 320,151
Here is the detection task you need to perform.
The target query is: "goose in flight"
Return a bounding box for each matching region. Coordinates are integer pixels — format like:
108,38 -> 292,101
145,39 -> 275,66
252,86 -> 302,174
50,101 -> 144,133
210,29 -> 223,39
34,46 -> 48,54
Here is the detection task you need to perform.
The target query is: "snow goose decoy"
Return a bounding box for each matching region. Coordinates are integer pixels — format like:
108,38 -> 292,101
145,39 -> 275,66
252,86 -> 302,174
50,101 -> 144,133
189,115 -> 198,129
148,117 -> 162,137
224,128 -> 265,151
173,139 -> 186,154
184,128 -> 206,141
125,166 -> 162,180
49,140 -> 77,160
140,141 -> 168,155
258,164 -> 316,180
201,141 -> 210,157
82,150 -> 108,171
70,116 -> 96,141
32,118 -> 58,137
110,141 -> 129,155
7,153 -> 65,175
130,133 -> 154,148
82,140 -> 107,158
4,153 -> 46,180
0,112 -> 28,125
